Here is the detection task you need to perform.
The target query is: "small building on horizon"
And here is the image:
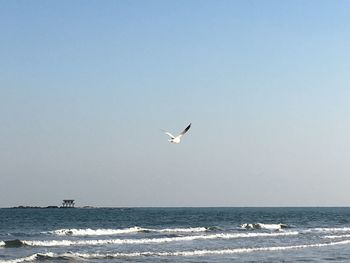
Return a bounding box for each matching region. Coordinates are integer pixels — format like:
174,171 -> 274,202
61,199 -> 75,208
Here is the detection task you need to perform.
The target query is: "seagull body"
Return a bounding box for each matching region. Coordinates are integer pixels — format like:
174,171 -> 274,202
162,123 -> 191,144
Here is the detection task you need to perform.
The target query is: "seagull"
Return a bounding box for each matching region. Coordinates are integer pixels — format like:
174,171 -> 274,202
161,123 -> 192,144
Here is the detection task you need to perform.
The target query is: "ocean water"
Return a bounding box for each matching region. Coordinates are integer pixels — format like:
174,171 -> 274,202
1,208 -> 350,262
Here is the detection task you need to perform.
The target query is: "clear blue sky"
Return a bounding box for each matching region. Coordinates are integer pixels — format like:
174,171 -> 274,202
1,0 -> 350,207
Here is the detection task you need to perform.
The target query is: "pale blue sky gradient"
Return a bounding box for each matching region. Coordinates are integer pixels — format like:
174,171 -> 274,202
1,0 -> 350,207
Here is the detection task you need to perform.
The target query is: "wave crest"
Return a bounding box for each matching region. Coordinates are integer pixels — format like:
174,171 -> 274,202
46,226 -> 209,236
241,223 -> 290,230
0,253 -> 38,263
1,240 -> 24,248
7,231 -> 299,247
305,227 -> 350,233
47,226 -> 144,236
156,227 -> 209,233
2,240 -> 350,262
324,234 -> 350,239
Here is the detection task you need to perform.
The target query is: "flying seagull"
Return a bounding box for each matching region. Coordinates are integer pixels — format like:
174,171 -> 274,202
161,123 -> 192,144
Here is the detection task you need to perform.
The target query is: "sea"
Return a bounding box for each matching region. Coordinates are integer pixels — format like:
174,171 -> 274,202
1,207 -> 350,262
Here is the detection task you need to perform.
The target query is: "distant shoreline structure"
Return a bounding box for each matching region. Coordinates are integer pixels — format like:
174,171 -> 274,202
61,199 -> 75,208
10,199 -> 94,209
11,205 -> 60,209
10,206 -> 94,209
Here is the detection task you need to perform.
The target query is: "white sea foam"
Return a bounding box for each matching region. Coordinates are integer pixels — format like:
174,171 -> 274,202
0,253 -> 39,263
323,234 -> 350,239
3,239 -> 350,262
47,226 -> 145,236
21,231 -> 299,247
241,223 -> 289,230
0,241 -> 5,247
46,226 -> 208,236
156,227 -> 208,233
305,227 -> 350,233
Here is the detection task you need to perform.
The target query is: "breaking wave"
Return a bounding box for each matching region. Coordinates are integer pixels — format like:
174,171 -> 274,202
1,231 -> 298,247
241,223 -> 290,230
323,234 -> 350,239
1,240 -> 24,248
46,226 -> 145,236
0,254 -> 39,263
1,239 -> 350,262
304,227 -> 350,233
45,226 -> 209,236
155,227 -> 210,233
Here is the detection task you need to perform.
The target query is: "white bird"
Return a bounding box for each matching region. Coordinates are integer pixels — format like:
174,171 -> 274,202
161,123 -> 192,144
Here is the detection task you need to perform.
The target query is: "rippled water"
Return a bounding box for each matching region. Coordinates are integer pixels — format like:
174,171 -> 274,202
1,207 -> 350,262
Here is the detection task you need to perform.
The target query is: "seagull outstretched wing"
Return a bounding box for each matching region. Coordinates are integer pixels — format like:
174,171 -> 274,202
179,123 -> 191,136
161,129 -> 175,139
161,123 -> 191,144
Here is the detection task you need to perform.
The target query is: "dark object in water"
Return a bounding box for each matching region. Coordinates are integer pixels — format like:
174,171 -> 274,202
4,239 -> 24,248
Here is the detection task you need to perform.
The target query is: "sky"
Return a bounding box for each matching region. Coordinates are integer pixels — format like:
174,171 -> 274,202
1,0 -> 350,207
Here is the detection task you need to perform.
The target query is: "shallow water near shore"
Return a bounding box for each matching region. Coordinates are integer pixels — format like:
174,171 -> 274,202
1,207 -> 350,262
